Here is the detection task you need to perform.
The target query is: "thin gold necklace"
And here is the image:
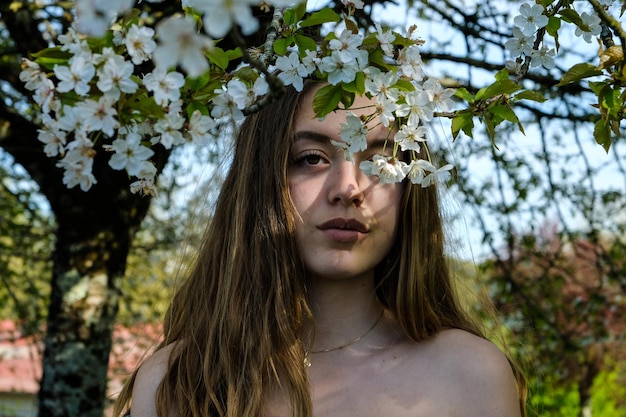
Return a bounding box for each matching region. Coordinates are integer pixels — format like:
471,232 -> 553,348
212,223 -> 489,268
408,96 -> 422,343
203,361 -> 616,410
304,309 -> 384,367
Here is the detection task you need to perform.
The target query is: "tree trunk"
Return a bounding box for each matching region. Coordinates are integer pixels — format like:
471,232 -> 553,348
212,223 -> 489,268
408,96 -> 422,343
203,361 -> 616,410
37,215 -> 133,416
1,106 -> 168,416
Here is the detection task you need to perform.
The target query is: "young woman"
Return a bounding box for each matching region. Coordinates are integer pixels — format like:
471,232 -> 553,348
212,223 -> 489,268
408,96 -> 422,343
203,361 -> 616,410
114,82 -> 527,417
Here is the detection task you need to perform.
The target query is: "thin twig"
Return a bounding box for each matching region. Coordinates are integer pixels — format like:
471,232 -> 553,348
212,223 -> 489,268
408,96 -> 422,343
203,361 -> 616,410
229,10 -> 285,116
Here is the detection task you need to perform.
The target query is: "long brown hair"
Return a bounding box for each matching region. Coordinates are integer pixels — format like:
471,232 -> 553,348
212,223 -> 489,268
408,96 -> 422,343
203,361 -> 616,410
114,82 -> 527,416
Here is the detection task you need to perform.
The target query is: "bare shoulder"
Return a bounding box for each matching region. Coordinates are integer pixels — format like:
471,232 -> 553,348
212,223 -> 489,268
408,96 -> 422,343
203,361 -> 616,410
420,328 -> 522,417
130,343 -> 177,417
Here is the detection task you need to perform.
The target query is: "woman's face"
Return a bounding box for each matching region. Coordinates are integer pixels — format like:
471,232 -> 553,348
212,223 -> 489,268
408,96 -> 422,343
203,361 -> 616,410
288,91 -> 403,283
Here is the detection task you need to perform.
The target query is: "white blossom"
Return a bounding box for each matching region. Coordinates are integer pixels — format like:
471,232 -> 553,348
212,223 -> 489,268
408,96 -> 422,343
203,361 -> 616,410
405,159 -> 433,185
575,12 -> 602,43
75,0 -> 133,36
124,24 -> 157,65
130,180 -> 157,196
319,49 -> 367,85
153,109 -> 185,149
374,96 -> 397,127
301,49 -> 320,73
398,45 -> 425,82
56,137 -> 97,191
421,163 -> 453,187
505,27 -> 535,57
38,115 -> 67,157
365,69 -> 399,101
253,76 -> 269,97
513,3 -> 548,36
225,79 -> 255,109
106,132 -> 155,175
360,155 -> 407,183
20,59 -> 47,91
329,29 -> 363,63
153,16 -> 212,77
185,0 -> 259,38
423,78 -> 455,111
530,46 -> 556,69
33,78 -> 57,114
394,124 -> 428,152
339,112 -> 368,153
187,110 -> 216,145
57,28 -> 91,56
274,52 -> 310,92
342,0 -> 364,9
395,89 -> 433,126
143,67 -> 185,106
375,24 -> 396,57
75,96 -> 119,136
57,105 -> 86,133
54,56 -> 95,95
130,175 -> 158,196
96,55 -> 138,98
210,87 -> 245,122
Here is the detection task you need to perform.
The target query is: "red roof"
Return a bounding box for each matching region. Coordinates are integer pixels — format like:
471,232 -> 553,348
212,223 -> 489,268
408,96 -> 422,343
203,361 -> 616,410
0,320 -> 162,396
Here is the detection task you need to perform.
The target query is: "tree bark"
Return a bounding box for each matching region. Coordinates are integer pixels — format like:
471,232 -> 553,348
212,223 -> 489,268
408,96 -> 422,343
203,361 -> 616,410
0,101 -> 168,416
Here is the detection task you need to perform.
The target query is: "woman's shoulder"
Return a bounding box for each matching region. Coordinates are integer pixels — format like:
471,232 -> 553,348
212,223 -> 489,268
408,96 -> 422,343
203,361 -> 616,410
410,328 -> 521,416
130,343 -> 177,417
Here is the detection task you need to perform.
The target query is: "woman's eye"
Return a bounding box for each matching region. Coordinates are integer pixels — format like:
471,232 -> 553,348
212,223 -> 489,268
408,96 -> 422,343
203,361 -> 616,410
303,154 -> 322,165
292,151 -> 327,167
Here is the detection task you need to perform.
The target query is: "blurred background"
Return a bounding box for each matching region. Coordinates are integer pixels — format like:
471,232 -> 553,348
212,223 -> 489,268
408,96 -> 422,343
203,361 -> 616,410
1,0 -> 624,416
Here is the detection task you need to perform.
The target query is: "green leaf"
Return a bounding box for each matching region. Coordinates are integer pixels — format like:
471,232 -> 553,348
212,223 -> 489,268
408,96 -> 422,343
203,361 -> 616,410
513,90 -> 547,102
283,2 -> 307,26
489,104 -> 518,124
475,79 -> 522,101
368,49 -> 388,69
588,81 -> 608,95
186,102 -> 209,118
559,8 -> 583,26
31,47 -> 72,68
341,72 -> 365,96
340,89 -> 355,109
207,47 -> 229,70
394,79 -> 415,92
594,118 -> 611,152
225,48 -> 243,61
236,66 -> 258,83
274,37 -> 294,56
557,63 -> 603,86
294,35 -> 317,53
454,88 -> 475,104
300,8 -> 341,28
451,112 -> 474,139
185,71 -> 211,90
600,86 -> 621,117
494,68 -> 509,82
313,84 -> 343,117
489,104 -> 525,135
546,16 -> 561,38
484,113 -> 496,142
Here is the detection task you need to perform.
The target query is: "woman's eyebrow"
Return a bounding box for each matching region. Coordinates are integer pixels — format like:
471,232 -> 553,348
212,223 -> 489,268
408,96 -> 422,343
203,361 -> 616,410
294,131 -> 392,152
293,130 -> 332,144
367,138 -> 391,150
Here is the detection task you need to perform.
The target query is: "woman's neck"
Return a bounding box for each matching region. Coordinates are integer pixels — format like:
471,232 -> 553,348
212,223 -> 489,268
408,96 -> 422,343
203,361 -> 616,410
305,273 -> 384,352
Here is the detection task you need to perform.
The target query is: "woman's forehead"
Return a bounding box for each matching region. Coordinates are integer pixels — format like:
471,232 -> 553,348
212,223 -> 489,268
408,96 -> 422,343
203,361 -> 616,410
295,92 -> 387,133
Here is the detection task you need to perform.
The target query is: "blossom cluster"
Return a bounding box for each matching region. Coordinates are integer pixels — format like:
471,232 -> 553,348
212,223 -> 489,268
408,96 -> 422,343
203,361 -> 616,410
269,27 -> 456,186
505,1 -> 606,74
20,0 -> 456,195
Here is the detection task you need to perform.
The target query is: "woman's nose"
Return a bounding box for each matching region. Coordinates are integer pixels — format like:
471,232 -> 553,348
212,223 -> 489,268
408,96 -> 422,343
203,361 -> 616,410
328,160 -> 364,207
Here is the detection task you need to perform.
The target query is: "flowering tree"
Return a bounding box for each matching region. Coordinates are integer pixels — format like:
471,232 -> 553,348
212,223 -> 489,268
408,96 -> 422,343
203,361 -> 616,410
1,0 -> 626,415
484,223 -> 626,416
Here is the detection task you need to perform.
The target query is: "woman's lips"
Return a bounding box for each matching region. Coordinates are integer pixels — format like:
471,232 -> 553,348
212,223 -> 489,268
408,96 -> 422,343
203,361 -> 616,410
317,218 -> 368,242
